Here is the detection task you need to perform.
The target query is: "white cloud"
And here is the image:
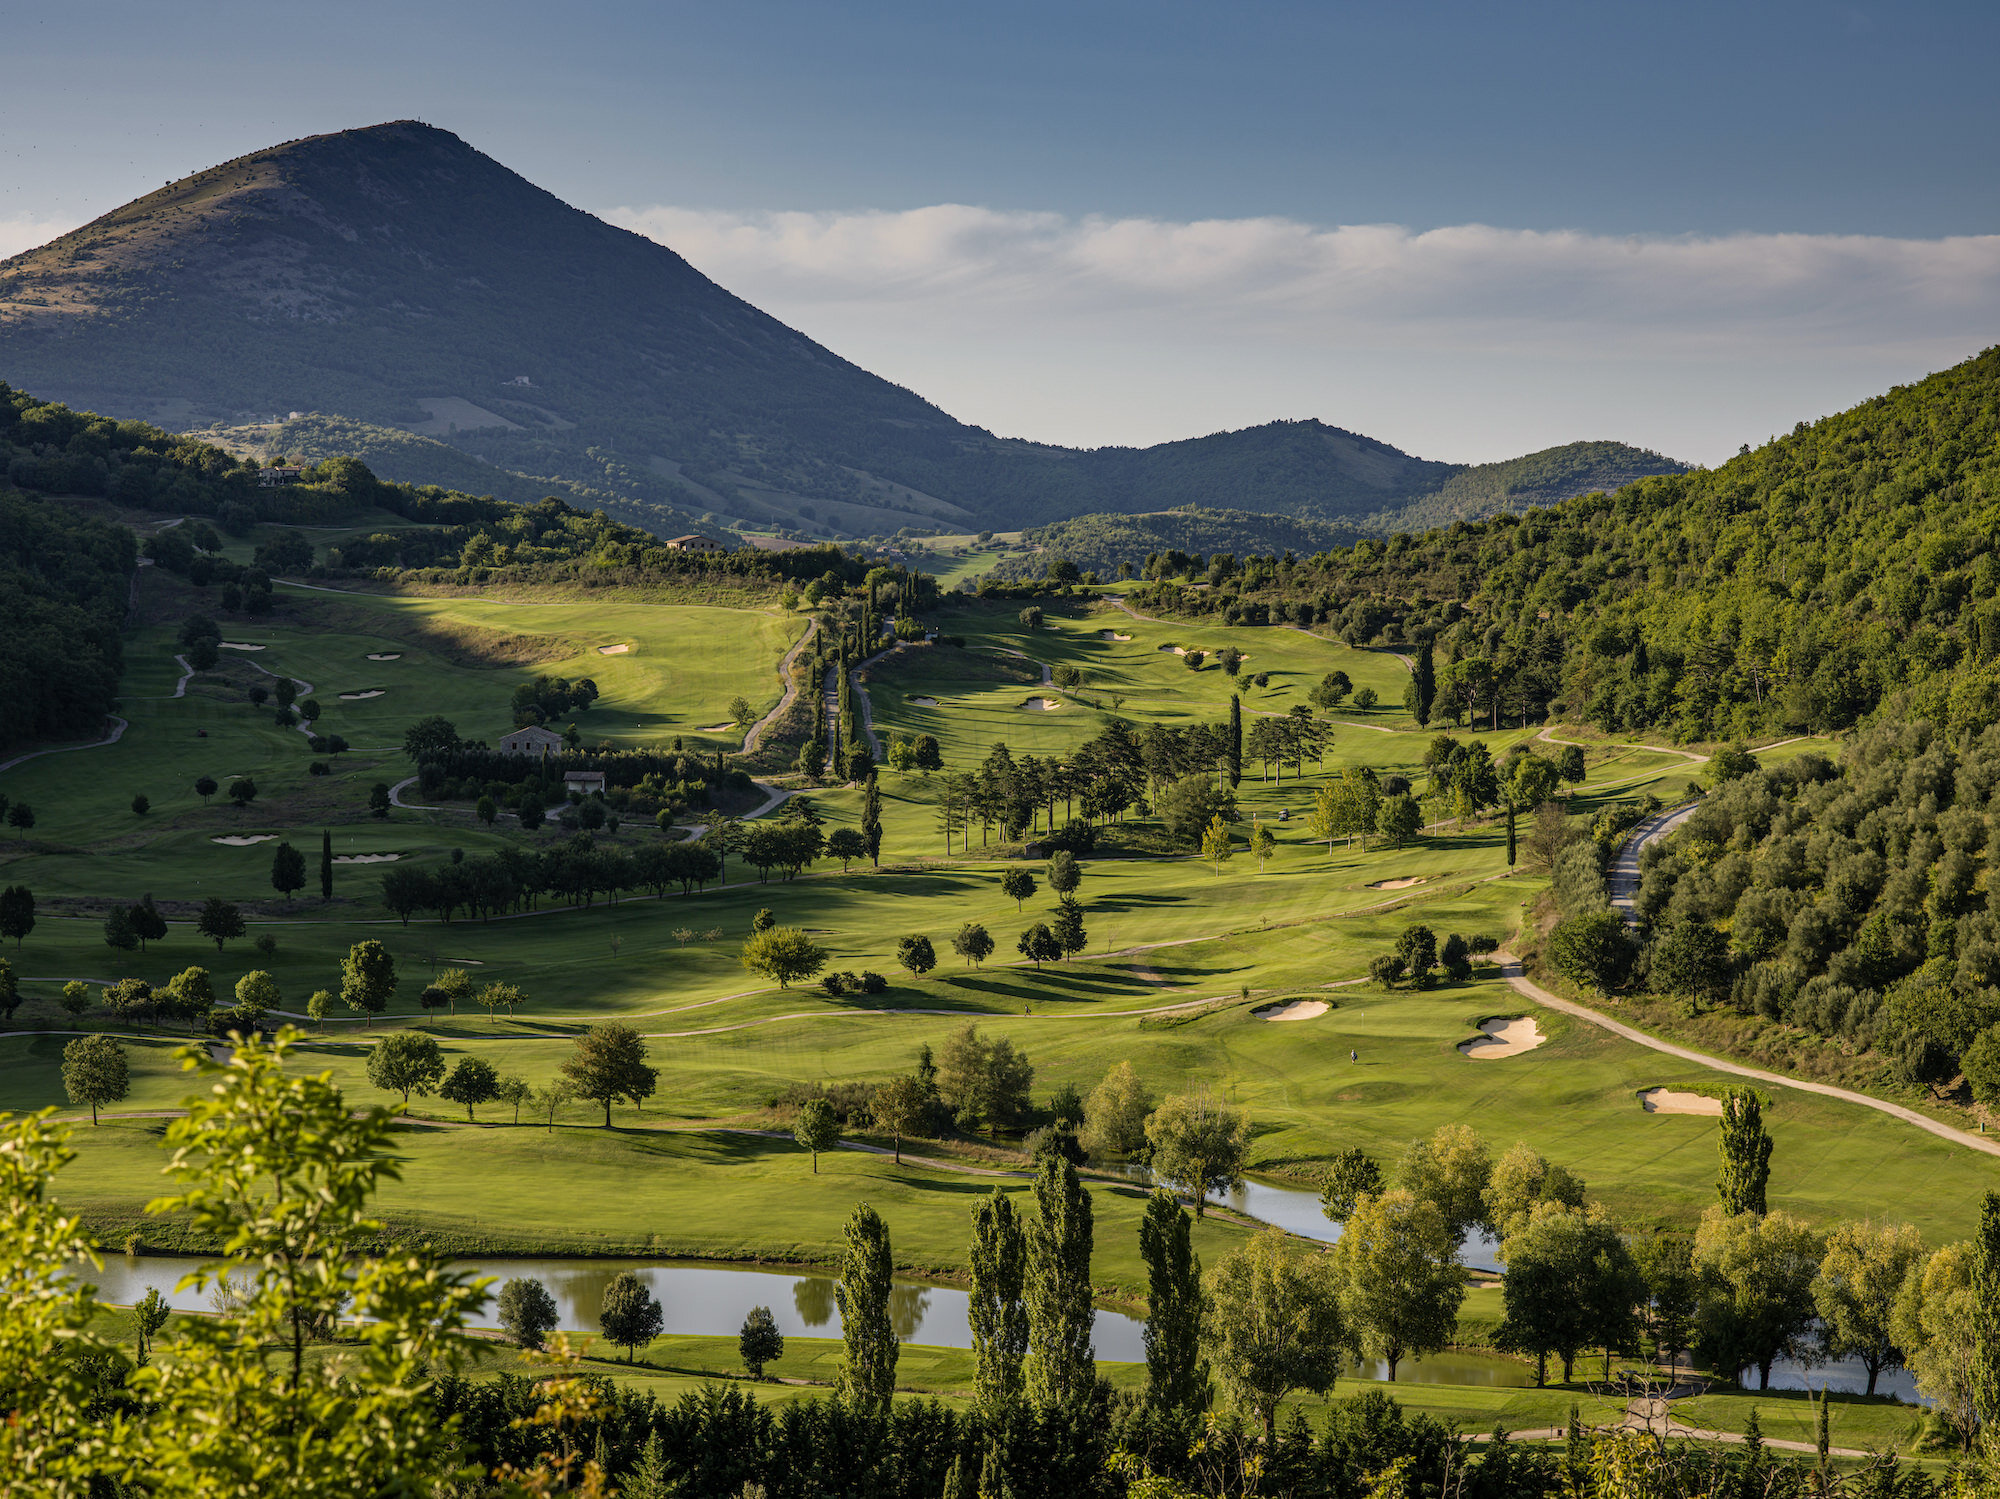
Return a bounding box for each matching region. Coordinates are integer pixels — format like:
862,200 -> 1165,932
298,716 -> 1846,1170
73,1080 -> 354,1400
606,203 -> 2000,463
0,214 -> 80,262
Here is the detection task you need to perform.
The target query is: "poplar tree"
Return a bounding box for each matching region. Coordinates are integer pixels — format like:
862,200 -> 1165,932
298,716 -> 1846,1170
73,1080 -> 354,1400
1024,1150 -> 1095,1410
968,1188 -> 1028,1410
320,830 -> 334,901
1138,1188 -> 1208,1412
1414,638 -> 1436,726
835,1202 -> 899,1408
1971,1190 -> 2000,1433
1226,695 -> 1242,787
1718,1087 -> 1772,1215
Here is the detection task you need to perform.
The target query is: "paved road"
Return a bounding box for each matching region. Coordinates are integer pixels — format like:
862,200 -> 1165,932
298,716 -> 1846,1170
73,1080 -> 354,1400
0,715 -> 130,775
742,617 -> 819,754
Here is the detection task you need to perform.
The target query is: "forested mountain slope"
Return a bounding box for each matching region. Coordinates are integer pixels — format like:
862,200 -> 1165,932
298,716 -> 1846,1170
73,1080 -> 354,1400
1126,346 -> 2000,745
0,121 -> 1679,538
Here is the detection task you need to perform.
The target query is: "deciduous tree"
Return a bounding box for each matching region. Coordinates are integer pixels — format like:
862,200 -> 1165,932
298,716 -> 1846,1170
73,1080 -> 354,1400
739,1305 -> 785,1379
339,939 -> 396,1027
599,1271 -> 663,1364
969,1187 -> 1028,1410
497,1277 -> 559,1350
1718,1088 -> 1773,1216
195,896 -> 244,952
835,1204 -> 898,1408
1813,1218 -> 1924,1395
61,1033 -> 128,1124
365,1030 -> 445,1107
741,926 -> 830,989
1139,1188 -> 1208,1414
1331,1188 -> 1464,1382
1024,1150 -> 1094,1411
1145,1089 -> 1248,1218
793,1097 -> 840,1173
1081,1061 -> 1152,1159
952,921 -> 994,967
1206,1228 -> 1342,1434
560,1022 -> 658,1126
439,1055 -> 500,1121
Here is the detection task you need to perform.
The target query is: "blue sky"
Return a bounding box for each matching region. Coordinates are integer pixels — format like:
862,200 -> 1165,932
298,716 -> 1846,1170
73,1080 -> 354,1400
3,1 -> 1998,463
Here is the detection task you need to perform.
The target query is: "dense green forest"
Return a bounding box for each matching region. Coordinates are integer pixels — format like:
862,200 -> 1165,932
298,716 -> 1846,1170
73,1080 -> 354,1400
0,487 -> 134,753
1124,347 -> 2000,744
0,121 -> 1679,538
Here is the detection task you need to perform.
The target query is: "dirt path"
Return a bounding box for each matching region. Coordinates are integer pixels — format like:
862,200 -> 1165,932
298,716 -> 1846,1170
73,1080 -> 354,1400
0,715 -> 131,776
742,618 -> 819,754
1495,957 -> 2000,1160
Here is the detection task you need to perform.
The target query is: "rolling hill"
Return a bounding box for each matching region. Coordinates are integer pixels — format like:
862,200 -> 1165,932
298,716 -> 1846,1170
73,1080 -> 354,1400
0,120 -> 1682,538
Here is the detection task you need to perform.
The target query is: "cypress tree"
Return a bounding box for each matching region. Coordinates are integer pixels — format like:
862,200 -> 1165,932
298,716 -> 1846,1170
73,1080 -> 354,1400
1505,803 -> 1517,867
968,1187 -> 1028,1411
1717,1087 -> 1772,1215
861,769 -> 883,867
1138,1188 -> 1209,1412
1226,695 -> 1242,788
1414,639 -> 1436,726
834,1202 -> 898,1408
1971,1190 -> 2000,1433
1024,1151 -> 1095,1410
320,829 -> 334,901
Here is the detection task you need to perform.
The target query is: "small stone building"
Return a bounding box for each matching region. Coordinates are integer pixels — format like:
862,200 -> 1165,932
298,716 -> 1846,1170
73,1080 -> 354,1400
497,725 -> 565,756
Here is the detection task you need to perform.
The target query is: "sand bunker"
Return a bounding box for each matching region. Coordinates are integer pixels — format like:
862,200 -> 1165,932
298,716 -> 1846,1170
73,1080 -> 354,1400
1254,999 -> 1329,1022
366,652 -> 401,661
1158,644 -> 1189,655
1368,876 -> 1426,890
1020,697 -> 1059,711
219,642 -> 265,651
334,853 -> 402,864
908,696 -> 940,707
447,958 -> 486,965
340,690 -> 386,700
1458,1016 -> 1546,1060
700,722 -> 736,732
211,835 -> 276,847
597,643 -> 631,655
1101,630 -> 1132,641
1639,1087 -> 1723,1116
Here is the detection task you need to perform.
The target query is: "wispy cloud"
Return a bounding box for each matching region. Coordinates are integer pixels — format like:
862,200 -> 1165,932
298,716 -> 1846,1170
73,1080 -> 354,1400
607,204 -> 2000,460
610,204 -> 2000,354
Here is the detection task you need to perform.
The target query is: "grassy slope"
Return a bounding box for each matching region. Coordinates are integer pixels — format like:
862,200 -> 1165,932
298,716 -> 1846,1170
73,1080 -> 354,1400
6,588 -> 1988,1301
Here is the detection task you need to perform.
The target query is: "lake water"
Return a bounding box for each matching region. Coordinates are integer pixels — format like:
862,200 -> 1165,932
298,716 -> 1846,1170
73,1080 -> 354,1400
74,1253 -> 1526,1386
1113,1168 -> 1505,1272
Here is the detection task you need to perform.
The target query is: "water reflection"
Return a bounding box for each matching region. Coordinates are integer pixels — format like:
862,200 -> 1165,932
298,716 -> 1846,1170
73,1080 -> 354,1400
793,1275 -> 836,1328
1106,1167 -> 1504,1272
71,1253 -> 1531,1386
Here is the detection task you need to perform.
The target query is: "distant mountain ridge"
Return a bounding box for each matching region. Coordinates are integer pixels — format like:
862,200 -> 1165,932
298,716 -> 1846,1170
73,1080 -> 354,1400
0,121 -> 1685,537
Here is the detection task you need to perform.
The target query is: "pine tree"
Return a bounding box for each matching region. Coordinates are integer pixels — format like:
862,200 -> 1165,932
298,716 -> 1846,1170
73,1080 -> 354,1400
1718,1087 -> 1772,1215
968,1187 -> 1028,1410
1139,1188 -> 1209,1412
835,1202 -> 899,1408
1226,695 -> 1242,788
320,830 -> 334,901
1024,1151 -> 1095,1410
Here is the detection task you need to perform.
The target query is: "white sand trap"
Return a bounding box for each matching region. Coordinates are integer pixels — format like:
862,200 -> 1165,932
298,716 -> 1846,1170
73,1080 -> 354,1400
1101,630 -> 1133,641
1459,1016 -> 1546,1060
1368,876 -> 1426,890
1158,644 -> 1189,655
1020,697 -> 1059,711
340,690 -> 386,700
598,643 -> 631,655
366,652 -> 401,661
447,958 -> 486,965
211,835 -> 276,846
700,722 -> 736,731
909,696 -> 940,707
1254,999 -> 1329,1021
1639,1087 -> 1723,1116
219,642 -> 266,651
334,853 -> 402,864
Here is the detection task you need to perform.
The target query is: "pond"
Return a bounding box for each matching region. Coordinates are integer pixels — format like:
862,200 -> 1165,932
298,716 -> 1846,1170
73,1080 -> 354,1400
1112,1168 -> 1505,1272
74,1254 -> 1528,1386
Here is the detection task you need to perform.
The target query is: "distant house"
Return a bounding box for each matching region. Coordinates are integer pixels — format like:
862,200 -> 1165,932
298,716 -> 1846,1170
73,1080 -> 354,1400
666,534 -> 725,554
257,466 -> 305,487
563,770 -> 607,796
497,725 -> 565,756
